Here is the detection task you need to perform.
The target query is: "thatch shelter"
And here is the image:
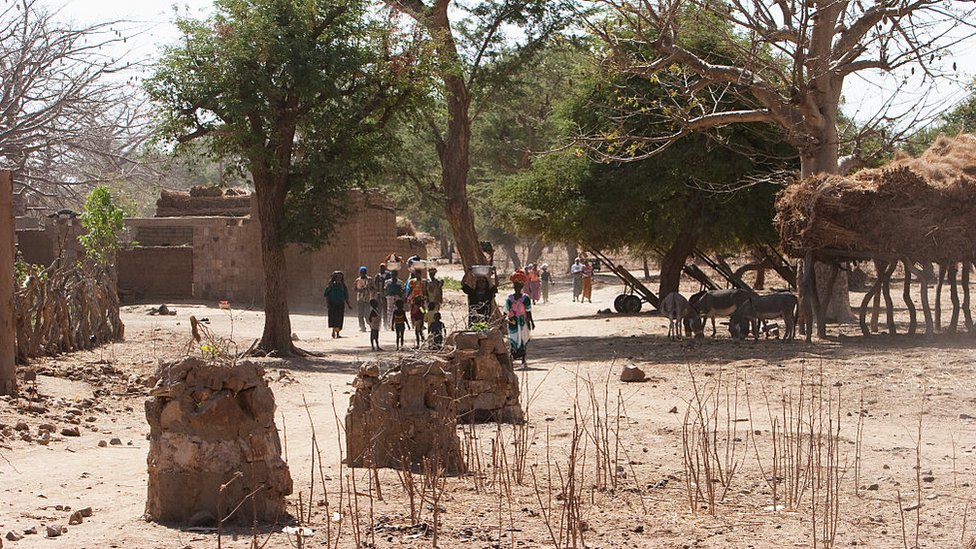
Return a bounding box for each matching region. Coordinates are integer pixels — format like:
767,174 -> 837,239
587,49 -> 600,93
774,134 -> 976,337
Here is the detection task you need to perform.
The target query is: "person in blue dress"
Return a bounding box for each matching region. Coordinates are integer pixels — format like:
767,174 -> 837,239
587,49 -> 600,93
505,269 -> 535,367
324,271 -> 351,338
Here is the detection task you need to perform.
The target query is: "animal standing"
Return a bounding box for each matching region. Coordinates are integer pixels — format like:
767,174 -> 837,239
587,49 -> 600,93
688,288 -> 753,337
660,292 -> 700,339
729,292 -> 798,341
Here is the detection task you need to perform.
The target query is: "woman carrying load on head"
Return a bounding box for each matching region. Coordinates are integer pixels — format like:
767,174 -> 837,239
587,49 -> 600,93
505,269 -> 535,367
526,264 -> 542,304
461,265 -> 498,326
324,271 -> 352,338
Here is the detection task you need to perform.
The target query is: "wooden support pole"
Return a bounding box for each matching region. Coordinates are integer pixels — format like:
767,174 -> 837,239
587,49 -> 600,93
880,262 -> 896,335
902,259 -> 917,335
799,252 -> 818,342
963,262 -> 973,333
920,263 -> 935,338
935,263 -> 947,332
859,260 -> 886,336
949,262 -> 960,334
816,263 -> 838,339
0,171 -> 16,397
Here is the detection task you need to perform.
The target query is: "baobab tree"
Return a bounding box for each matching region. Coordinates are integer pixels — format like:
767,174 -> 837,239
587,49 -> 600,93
587,0 -> 975,328
590,0 -> 976,177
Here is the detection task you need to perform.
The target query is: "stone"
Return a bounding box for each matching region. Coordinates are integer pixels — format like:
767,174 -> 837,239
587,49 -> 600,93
14,421 -> 28,431
145,357 -> 291,525
188,510 -> 216,527
109,438 -> 122,446
97,440 -> 107,447
22,527 -> 35,535
5,531 -> 23,541
79,507 -> 93,517
38,423 -> 56,433
620,364 -> 647,383
61,426 -> 80,437
45,524 -> 64,537
668,406 -> 679,414
68,511 -> 84,525
867,483 -> 880,491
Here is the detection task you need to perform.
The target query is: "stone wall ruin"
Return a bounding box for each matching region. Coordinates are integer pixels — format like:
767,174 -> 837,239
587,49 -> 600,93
345,329 -> 522,472
144,357 -> 292,525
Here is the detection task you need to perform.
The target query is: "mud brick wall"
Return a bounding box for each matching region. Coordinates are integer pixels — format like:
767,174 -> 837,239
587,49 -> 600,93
134,225 -> 194,247
14,190 -> 425,307
118,247 -> 194,300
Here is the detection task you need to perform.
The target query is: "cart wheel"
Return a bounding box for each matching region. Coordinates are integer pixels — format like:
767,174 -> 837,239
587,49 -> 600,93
613,294 -> 629,313
625,295 -> 643,313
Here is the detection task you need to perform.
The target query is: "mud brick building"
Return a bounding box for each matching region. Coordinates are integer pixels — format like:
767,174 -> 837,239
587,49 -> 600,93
15,189 -> 425,308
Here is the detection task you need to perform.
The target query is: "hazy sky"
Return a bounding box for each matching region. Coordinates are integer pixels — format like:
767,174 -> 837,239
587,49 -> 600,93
44,0 -> 976,130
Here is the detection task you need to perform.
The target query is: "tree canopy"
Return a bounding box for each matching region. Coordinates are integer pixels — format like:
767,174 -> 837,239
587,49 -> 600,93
146,0 -> 419,352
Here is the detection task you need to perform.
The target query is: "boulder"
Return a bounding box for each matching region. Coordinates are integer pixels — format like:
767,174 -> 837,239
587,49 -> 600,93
620,364 -> 647,383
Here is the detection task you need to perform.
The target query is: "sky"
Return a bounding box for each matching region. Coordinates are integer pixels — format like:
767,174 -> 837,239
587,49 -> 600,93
44,0 -> 976,133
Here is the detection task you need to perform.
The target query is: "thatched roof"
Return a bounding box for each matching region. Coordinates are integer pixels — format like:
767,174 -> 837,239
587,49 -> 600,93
775,134 -> 976,262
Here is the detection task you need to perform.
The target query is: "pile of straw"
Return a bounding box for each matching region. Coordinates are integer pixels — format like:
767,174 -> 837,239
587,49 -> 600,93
775,134 -> 976,262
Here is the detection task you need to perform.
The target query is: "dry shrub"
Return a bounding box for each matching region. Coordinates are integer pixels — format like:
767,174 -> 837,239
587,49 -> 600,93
775,134 -> 976,262
396,216 -> 417,237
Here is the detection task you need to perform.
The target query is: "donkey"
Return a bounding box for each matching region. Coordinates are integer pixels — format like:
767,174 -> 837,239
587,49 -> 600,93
729,292 -> 798,341
689,288 -> 753,337
660,292 -> 700,339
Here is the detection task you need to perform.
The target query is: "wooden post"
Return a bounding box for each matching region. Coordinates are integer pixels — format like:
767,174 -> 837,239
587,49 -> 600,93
881,262 -> 896,335
902,259 -> 917,335
859,260 -> 886,336
920,263 -> 935,338
935,263 -> 947,332
962,262 -> 973,332
0,170 -> 16,397
948,262 -> 960,334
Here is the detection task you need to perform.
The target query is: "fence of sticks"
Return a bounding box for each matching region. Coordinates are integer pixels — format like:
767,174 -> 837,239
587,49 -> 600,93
775,134 -> 976,338
15,259 -> 124,362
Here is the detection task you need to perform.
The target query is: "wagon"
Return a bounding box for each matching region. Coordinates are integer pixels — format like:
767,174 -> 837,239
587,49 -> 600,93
585,249 -> 660,313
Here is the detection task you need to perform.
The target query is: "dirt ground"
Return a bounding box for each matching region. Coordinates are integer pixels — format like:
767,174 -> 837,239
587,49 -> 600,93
2,264 -> 976,548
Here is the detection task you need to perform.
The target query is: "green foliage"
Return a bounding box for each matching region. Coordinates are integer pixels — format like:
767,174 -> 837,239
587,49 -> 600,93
78,186 -> 126,265
146,0 -> 421,247
497,9 -> 795,255
441,276 -> 462,291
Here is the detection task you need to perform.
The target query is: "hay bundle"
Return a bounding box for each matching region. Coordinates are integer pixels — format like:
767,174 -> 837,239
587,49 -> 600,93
776,134 -> 976,262
155,188 -> 252,217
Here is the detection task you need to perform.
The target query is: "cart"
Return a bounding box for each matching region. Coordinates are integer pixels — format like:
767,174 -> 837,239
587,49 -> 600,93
586,249 -> 660,313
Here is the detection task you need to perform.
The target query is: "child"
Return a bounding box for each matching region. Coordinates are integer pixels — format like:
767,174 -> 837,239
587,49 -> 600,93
368,299 -> 382,351
391,299 -> 409,351
428,312 -> 445,350
410,296 -> 426,348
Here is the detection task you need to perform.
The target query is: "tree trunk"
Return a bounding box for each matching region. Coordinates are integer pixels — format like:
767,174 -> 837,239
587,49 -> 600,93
566,244 -> 578,273
815,263 -> 853,322
254,175 -> 295,354
643,256 -> 651,280
525,238 -> 546,266
502,242 -> 522,270
658,220 -> 700,298
431,4 -> 484,270
0,171 -> 17,396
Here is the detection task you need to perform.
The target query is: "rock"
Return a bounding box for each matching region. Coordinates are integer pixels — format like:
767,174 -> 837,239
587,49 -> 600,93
668,406 -> 678,414
14,421 -> 28,431
633,525 -> 645,533
903,503 -> 922,512
38,423 -> 56,433
922,475 -> 935,483
45,524 -> 65,537
867,483 -> 880,491
22,527 -> 36,535
960,413 -> 974,420
79,507 -> 93,517
68,511 -> 84,525
109,438 -> 122,446
97,440 -> 107,447
620,364 -> 646,383
6,531 -> 23,541
60,426 -> 80,437
23,369 -> 37,382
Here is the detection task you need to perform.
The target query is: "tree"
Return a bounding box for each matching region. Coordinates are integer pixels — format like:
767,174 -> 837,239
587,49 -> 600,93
147,0 -> 417,354
0,0 -> 149,209
382,0 -> 572,267
78,186 -> 126,265
589,0 -> 976,177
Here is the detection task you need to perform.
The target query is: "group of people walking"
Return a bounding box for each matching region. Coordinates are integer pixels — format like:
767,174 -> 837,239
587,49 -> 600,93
325,257 -> 586,366
323,261 -> 445,351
